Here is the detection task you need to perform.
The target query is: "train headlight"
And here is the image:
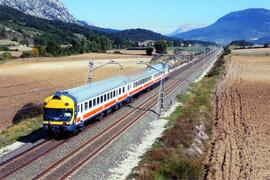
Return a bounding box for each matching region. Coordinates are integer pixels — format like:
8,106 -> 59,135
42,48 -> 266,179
65,103 -> 69,106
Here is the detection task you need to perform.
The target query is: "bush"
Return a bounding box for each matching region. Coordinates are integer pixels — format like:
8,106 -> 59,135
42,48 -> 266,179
154,40 -> 168,54
113,51 -> 121,54
21,51 -> 32,58
2,52 -> 12,60
0,45 -> 9,51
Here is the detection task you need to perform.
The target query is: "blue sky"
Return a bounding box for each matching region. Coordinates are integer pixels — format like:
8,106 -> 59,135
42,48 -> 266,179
62,0 -> 270,34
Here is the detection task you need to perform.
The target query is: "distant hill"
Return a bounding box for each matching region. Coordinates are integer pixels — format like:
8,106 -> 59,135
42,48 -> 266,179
253,36 -> 270,44
168,23 -> 206,37
113,28 -> 173,41
174,8 -> 270,44
77,20 -> 119,34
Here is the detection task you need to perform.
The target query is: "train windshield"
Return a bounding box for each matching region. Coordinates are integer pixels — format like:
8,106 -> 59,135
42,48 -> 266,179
44,108 -> 73,121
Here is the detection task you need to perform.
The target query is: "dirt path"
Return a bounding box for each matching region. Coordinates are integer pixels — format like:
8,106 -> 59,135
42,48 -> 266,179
204,53 -> 270,180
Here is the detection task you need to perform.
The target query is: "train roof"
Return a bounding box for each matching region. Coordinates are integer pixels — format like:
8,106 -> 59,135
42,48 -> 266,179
61,64 -> 168,103
64,76 -> 128,103
127,64 -> 167,82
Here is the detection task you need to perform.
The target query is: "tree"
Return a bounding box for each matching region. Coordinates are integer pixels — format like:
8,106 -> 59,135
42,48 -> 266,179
34,36 -> 46,46
31,48 -> 39,57
46,41 -> 61,56
230,40 -> 253,48
71,39 -> 82,54
154,40 -> 168,54
21,51 -> 32,58
146,47 -> 154,56
36,45 -> 47,56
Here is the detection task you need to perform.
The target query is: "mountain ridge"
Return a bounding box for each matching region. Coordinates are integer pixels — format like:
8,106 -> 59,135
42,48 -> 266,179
174,8 -> 270,44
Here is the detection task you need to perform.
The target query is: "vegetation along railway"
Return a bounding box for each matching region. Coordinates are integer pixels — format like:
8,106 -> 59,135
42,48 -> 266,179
0,49 -> 220,179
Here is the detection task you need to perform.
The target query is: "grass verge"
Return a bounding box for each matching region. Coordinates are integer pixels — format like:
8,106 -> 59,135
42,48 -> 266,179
0,116 -> 43,149
128,52 -> 226,180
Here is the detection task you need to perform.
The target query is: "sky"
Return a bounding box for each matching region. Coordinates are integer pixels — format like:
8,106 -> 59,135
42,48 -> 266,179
62,0 -> 270,34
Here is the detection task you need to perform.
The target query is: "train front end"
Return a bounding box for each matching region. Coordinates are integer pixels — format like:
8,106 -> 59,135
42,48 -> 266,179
43,92 -> 77,135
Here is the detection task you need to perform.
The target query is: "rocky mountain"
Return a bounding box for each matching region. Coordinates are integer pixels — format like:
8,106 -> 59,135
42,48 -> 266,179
0,0 -> 121,34
0,0 -> 76,23
174,8 -> 270,44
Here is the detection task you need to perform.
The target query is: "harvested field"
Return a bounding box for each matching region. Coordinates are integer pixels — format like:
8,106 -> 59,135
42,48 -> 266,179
107,49 -> 146,55
0,54 -> 150,130
232,48 -> 270,56
205,50 -> 270,179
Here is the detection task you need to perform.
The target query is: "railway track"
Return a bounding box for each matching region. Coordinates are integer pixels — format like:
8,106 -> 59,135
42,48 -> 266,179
33,56 -> 210,179
0,50 -> 218,179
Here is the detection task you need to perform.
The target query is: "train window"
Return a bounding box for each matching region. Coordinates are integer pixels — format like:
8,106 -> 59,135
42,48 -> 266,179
101,96 -> 103,103
104,94 -> 106,101
119,88 -> 121,95
89,100 -> 92,108
113,90 -> 116,97
123,87 -> 125,93
77,105 -> 80,113
97,97 -> 100,105
81,104 -> 83,112
110,92 -> 113,98
93,99 -> 96,106
85,102 -> 88,111
107,93 -> 110,100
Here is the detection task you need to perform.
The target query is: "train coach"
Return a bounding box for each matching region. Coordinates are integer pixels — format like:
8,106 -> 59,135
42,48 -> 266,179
43,64 -> 169,136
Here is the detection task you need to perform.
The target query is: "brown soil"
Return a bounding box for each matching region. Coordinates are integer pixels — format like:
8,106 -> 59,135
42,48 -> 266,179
205,51 -> 270,180
0,55 -> 149,130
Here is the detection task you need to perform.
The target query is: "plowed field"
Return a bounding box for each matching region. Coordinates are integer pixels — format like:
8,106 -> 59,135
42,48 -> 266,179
205,49 -> 270,180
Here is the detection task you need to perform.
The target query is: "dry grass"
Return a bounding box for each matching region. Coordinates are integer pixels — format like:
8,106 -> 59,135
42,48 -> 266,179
107,49 -> 147,55
232,47 -> 270,56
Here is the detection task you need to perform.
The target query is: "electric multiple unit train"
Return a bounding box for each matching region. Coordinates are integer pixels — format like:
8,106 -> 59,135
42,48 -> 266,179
43,64 -> 169,135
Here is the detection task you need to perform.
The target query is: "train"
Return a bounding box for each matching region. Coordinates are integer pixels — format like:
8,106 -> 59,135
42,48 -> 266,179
43,63 -> 169,136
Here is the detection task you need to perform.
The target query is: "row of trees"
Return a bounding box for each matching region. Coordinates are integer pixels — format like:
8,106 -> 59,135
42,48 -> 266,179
21,37 -> 169,58
21,35 -> 114,58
